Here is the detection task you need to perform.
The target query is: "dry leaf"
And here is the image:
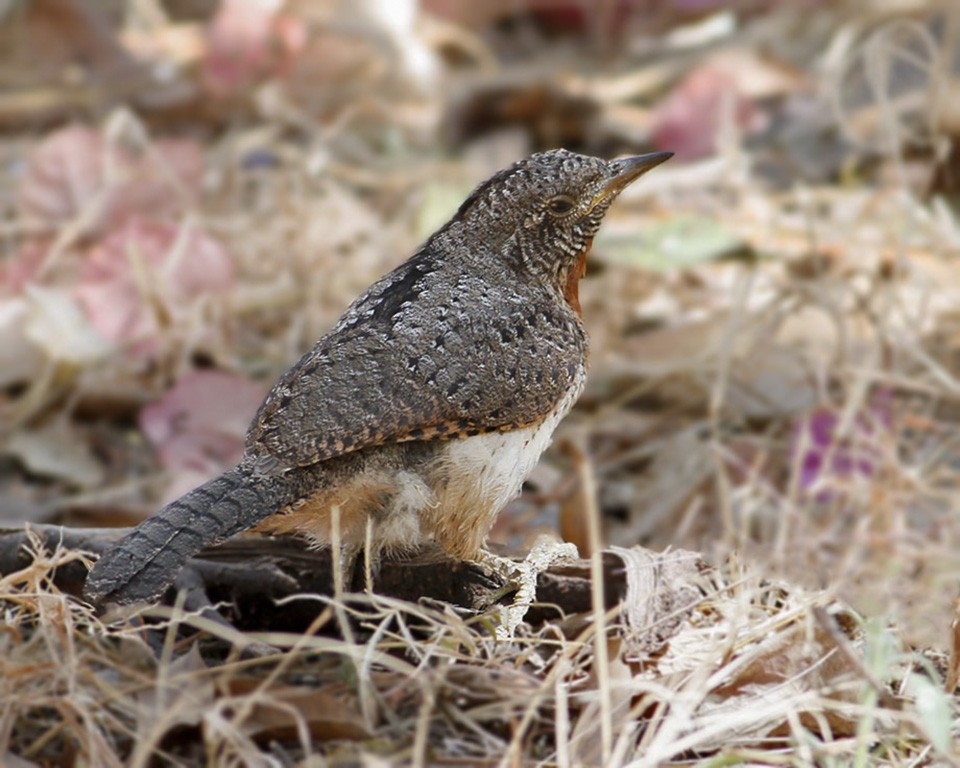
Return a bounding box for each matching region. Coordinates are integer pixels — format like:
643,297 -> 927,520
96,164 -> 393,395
16,124 -> 204,233
201,0 -> 306,97
227,678 -> 372,742
613,310 -> 820,419
348,0 -> 439,92
568,638 -> 637,766
136,644 -> 213,740
74,218 -> 234,349
594,214 -> 745,271
0,240 -> 51,294
6,420 -> 105,488
15,125 -> 104,226
724,346 -> 819,418
140,370 -> 266,500
607,425 -> 714,545
23,285 -> 111,365
0,299 -> 45,388
651,63 -> 764,161
613,545 -> 702,655
707,48 -> 809,100
1,752 -> 42,768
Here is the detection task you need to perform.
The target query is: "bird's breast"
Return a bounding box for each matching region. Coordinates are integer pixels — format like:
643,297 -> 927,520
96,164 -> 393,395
421,369 -> 585,558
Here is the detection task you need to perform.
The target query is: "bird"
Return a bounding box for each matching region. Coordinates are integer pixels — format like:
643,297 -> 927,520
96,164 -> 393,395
83,148 -> 672,605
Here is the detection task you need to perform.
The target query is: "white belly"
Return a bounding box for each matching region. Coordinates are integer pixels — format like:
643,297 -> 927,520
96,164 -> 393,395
417,383 -> 582,558
440,413 -> 564,513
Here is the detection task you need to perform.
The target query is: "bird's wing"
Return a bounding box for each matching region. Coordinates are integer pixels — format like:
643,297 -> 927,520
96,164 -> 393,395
245,258 -> 586,475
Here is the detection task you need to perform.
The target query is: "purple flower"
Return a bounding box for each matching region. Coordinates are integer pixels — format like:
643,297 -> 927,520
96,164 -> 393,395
792,392 -> 892,500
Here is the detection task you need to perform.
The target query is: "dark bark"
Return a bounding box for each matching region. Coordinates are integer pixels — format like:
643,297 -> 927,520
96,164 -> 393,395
0,524 -> 631,633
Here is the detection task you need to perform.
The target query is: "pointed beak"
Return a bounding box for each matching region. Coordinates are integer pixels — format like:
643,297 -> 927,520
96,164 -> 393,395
596,151 -> 673,202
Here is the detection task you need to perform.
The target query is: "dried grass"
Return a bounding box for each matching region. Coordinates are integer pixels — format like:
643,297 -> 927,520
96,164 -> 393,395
0,535 -> 944,766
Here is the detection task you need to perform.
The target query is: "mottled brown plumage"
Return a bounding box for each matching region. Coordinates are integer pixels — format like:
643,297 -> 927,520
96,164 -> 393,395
84,149 -> 671,605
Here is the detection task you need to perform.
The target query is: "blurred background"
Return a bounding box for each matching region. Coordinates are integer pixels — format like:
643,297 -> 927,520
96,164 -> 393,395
1,0 -> 958,649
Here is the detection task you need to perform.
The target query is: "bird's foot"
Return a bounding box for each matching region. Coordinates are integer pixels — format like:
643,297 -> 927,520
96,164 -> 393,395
474,538 -> 579,639
475,548 -> 523,583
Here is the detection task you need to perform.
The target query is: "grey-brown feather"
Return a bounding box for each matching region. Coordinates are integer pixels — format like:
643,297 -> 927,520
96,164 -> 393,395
247,248 -> 587,474
82,468 -> 298,603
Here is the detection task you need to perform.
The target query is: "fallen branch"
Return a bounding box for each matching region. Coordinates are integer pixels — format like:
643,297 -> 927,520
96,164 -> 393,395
0,523 -> 653,632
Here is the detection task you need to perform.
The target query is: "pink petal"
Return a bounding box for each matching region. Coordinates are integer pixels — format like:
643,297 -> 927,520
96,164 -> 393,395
109,138 -> 205,224
202,0 -> 284,97
75,218 -> 234,347
74,278 -> 158,349
16,125 -> 105,225
166,224 -> 235,299
16,125 -> 204,231
140,370 -> 266,477
1,240 -> 50,294
651,65 -> 760,161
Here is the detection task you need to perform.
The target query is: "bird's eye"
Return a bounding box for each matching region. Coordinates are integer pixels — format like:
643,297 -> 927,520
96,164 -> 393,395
547,195 -> 575,216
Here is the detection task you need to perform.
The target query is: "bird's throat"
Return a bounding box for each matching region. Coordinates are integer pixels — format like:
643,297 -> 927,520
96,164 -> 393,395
563,243 -> 590,317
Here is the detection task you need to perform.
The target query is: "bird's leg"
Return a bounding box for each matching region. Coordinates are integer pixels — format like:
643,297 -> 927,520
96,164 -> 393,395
485,537 -> 580,639
333,542 -> 361,594
361,516 -> 379,592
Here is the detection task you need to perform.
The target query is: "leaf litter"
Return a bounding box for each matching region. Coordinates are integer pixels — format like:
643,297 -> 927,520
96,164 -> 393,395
1,0 -> 960,764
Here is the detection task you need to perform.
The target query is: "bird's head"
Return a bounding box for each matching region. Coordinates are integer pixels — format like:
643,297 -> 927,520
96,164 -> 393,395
447,148 -> 672,313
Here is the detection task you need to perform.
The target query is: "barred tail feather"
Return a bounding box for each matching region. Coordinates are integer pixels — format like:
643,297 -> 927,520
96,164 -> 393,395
84,467 -> 293,605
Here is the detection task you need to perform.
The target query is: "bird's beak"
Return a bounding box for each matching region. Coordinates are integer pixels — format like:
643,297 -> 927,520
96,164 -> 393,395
595,151 -> 673,204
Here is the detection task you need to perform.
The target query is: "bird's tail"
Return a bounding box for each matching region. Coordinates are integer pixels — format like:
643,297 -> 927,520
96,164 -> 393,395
84,467 -> 297,605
